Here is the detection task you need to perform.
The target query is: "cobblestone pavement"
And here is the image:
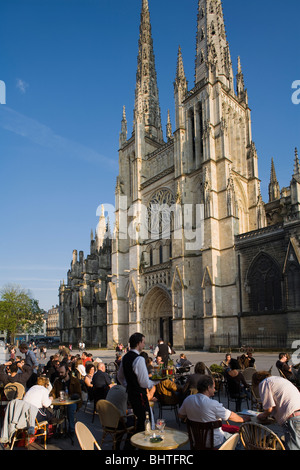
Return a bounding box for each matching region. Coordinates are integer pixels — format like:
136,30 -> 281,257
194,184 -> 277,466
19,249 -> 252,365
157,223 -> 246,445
1,349 -> 284,451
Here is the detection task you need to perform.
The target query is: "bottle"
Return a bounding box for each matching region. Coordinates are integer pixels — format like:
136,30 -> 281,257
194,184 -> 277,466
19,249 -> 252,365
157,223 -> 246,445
144,412 -> 151,435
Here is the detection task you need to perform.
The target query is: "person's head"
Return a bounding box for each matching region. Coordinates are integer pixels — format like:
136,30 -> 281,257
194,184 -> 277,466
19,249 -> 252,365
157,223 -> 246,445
197,375 -> 215,397
97,362 -> 106,372
8,362 -> 19,375
225,353 -> 231,362
86,363 -> 95,375
252,371 -> 271,387
19,343 -> 28,354
156,356 -> 163,364
180,354 -> 187,360
82,352 -> 87,359
229,359 -> 240,370
194,362 -> 206,374
140,351 -> 148,361
129,332 -> 145,351
58,364 -> 69,380
278,353 -> 288,362
37,376 -> 50,389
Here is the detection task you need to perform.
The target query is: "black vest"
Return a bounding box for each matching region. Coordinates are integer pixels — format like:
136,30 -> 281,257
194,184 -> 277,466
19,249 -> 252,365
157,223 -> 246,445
158,342 -> 169,364
122,350 -> 145,396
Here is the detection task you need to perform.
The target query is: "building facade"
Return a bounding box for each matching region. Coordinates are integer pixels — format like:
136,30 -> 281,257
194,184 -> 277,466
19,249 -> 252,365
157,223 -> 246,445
60,0 -> 300,349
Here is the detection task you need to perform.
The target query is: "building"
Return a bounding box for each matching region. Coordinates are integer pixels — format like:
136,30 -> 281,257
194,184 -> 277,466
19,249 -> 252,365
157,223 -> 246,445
59,207 -> 111,346
60,0 -> 300,349
46,305 -> 60,338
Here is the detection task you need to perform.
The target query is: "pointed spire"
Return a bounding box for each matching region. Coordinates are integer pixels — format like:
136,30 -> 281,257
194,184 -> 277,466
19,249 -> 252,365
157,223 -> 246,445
268,158 -> 280,202
294,147 -> 300,177
195,0 -> 234,90
236,56 -> 248,103
96,204 -> 107,250
166,110 -> 173,141
175,46 -> 188,91
119,105 -> 127,147
134,0 -> 163,142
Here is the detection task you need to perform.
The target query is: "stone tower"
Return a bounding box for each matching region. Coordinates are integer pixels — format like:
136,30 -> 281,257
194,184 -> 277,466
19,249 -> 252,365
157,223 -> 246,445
106,0 -> 266,349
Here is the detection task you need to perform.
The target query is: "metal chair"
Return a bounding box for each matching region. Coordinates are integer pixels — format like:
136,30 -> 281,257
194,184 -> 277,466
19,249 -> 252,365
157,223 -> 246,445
186,419 -> 222,450
241,367 -> 257,385
218,433 -> 240,450
224,378 -> 250,412
96,399 -> 136,450
75,421 -> 101,450
239,422 -> 285,450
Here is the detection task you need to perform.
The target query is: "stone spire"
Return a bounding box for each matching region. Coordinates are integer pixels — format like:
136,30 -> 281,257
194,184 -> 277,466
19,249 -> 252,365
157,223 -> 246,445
195,0 -> 234,91
166,110 -> 173,141
268,158 -> 280,202
174,46 -> 188,130
96,204 -> 107,250
236,56 -> 248,103
134,0 -> 163,142
119,105 -> 127,148
294,147 -> 300,178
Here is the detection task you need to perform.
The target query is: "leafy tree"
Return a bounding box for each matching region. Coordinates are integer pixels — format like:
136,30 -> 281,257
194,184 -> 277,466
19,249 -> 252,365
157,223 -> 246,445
0,284 -> 45,343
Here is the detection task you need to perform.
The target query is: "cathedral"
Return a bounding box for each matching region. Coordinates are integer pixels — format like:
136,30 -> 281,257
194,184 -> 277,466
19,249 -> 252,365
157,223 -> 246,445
59,0 -> 300,350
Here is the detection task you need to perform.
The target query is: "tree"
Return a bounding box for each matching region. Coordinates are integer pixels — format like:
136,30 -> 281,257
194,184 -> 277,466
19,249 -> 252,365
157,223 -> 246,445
0,284 -> 45,343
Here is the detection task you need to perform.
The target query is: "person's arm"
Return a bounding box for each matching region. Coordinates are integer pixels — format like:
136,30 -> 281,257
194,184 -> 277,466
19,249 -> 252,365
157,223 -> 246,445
228,411 -> 251,423
133,356 -> 155,389
257,407 -> 274,423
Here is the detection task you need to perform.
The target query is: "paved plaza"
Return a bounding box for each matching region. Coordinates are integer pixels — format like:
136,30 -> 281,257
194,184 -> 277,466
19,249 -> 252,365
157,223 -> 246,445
0,348 -> 285,451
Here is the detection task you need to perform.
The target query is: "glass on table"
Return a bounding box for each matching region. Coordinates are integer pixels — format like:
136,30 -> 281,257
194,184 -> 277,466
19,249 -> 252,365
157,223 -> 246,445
156,418 -> 166,435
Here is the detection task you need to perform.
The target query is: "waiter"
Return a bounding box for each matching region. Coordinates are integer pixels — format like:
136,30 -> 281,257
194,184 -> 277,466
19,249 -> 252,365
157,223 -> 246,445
117,332 -> 155,432
154,339 -> 171,367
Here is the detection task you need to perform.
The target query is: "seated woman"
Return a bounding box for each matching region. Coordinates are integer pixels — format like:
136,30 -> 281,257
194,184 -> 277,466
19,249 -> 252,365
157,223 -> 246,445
176,354 -> 192,369
181,362 -> 206,395
154,376 -> 181,405
84,363 -> 95,400
225,359 -> 250,410
23,376 -> 54,422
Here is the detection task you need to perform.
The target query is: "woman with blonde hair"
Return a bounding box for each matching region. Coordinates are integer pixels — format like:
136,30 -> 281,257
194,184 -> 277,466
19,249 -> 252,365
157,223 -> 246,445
23,375 -> 54,422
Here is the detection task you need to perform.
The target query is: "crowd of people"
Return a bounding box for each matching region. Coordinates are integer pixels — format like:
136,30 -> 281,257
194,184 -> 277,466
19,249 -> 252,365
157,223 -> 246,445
0,338 -> 300,450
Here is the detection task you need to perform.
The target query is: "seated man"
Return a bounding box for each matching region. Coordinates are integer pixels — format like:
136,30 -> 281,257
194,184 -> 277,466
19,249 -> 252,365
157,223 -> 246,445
176,354 -> 192,369
50,363 -> 82,436
0,360 -> 32,388
155,376 -> 181,405
276,353 -> 296,382
92,362 -> 115,401
179,375 -> 250,449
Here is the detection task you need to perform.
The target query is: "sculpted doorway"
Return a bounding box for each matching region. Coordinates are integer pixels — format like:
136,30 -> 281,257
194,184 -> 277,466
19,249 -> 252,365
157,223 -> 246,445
142,286 -> 173,348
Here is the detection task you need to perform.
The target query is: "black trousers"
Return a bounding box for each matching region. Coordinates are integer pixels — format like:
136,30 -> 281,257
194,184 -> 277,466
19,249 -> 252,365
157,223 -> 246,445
128,390 -> 150,433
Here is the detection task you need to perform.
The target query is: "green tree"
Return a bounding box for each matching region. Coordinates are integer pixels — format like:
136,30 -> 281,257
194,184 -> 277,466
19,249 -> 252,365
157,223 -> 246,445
0,284 -> 45,343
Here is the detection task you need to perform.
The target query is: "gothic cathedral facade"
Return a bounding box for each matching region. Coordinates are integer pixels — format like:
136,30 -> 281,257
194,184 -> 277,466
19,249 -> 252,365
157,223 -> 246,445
60,0 -> 300,349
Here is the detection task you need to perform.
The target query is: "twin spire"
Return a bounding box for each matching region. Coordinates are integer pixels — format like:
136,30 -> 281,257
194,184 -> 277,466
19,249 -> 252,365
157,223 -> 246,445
121,0 -> 247,145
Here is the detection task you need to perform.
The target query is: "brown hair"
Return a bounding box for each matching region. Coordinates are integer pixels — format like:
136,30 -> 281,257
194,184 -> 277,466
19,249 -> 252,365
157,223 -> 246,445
252,371 -> 271,387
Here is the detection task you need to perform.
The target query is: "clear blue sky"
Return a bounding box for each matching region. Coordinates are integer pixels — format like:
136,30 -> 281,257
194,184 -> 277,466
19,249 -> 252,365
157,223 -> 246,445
0,0 -> 299,311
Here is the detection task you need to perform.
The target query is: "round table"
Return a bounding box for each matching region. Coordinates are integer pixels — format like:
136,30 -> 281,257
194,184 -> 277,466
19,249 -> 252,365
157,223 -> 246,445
130,427 -> 189,450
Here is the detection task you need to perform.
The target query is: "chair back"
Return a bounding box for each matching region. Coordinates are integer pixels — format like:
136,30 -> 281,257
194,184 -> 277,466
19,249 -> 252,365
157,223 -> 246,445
4,382 -> 25,401
96,399 -> 121,429
75,422 -> 101,450
241,367 -> 256,383
277,368 -> 287,379
239,422 -> 285,450
218,433 -> 239,450
186,419 -> 222,450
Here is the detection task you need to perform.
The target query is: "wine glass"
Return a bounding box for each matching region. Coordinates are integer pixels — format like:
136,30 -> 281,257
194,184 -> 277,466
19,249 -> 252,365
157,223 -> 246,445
156,418 -> 166,435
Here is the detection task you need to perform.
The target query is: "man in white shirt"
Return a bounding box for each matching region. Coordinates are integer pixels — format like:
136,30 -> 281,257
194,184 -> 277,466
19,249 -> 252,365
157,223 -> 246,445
252,372 -> 300,450
178,375 -> 249,448
117,332 -> 155,432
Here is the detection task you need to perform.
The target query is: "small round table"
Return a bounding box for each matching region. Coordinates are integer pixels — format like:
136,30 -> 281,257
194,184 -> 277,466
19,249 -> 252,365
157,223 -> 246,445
130,427 -> 189,451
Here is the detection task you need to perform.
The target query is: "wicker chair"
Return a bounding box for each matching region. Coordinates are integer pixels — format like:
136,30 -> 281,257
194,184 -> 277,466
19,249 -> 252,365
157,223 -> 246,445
96,399 -> 136,450
218,433 -> 240,450
10,418 -> 48,450
3,383 -> 25,401
186,419 -> 222,450
239,422 -> 285,450
75,422 -> 101,450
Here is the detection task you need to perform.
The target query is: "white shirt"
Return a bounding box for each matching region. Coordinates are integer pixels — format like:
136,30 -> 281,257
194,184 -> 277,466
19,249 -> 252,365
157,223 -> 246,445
259,376 -> 300,425
23,385 -> 52,410
179,393 -> 231,448
117,349 -> 154,390
153,342 -> 171,357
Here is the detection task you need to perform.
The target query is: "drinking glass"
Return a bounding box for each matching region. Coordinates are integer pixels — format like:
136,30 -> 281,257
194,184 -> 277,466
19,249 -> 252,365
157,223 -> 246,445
156,418 -> 166,435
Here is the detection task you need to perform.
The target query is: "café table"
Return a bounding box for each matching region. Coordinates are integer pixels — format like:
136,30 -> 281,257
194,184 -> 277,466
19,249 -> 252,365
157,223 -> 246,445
130,427 -> 189,451
52,397 -> 81,442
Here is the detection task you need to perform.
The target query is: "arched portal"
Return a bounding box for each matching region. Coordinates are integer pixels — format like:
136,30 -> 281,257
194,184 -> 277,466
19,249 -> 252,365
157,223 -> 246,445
142,286 -> 173,347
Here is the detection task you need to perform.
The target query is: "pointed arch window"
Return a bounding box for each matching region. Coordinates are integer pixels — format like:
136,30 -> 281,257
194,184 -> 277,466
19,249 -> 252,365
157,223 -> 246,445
248,254 -> 282,312
286,263 -> 300,308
